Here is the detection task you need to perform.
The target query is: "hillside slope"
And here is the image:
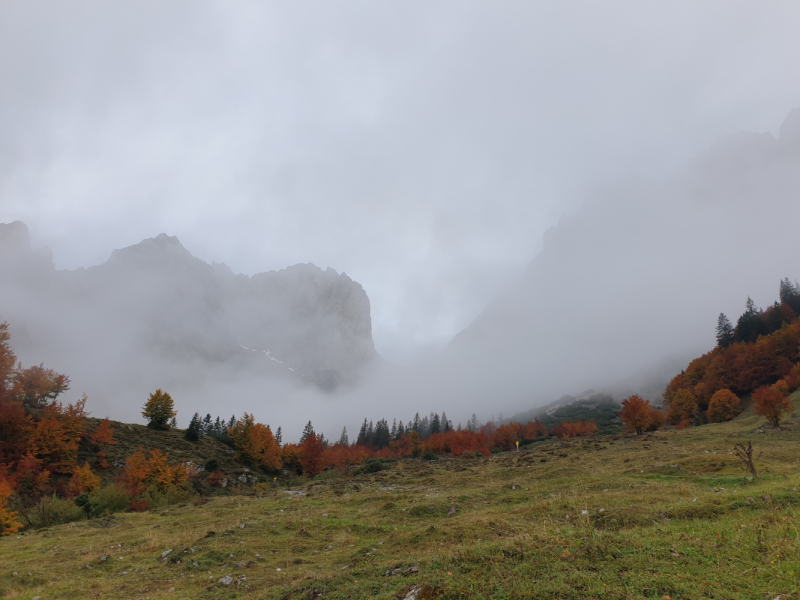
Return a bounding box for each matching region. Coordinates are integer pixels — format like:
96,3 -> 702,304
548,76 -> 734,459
2,414 -> 799,599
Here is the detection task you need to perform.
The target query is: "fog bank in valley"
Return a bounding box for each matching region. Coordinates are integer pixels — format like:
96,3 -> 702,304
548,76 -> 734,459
3,110 -> 800,440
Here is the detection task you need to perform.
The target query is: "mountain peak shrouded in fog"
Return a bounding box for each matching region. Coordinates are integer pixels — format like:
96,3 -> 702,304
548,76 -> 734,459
0,225 -> 379,416
436,107 -> 800,413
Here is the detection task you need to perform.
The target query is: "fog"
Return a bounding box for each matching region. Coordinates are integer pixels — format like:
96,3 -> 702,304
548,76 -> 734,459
2,3 -> 800,440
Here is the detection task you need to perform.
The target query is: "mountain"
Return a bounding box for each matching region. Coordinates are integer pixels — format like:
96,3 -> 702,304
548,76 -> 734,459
441,107 -> 800,411
0,223 -> 378,393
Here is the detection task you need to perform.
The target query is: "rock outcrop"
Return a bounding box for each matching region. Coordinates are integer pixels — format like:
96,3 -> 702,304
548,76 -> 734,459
0,223 -> 377,389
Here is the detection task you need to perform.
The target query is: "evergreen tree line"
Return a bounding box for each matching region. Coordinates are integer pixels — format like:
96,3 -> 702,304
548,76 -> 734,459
716,278 -> 800,348
351,411 -> 485,450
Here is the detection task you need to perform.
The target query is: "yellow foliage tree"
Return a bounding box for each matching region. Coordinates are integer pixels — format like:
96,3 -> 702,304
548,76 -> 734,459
124,448 -> 187,493
67,462 -> 102,497
141,389 -> 177,430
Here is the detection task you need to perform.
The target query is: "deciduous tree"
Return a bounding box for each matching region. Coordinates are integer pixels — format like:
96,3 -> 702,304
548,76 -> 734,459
141,389 -> 176,430
706,389 -> 740,422
752,381 -> 793,428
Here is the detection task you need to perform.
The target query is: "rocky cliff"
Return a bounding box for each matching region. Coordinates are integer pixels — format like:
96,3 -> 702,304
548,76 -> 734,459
0,223 -> 377,390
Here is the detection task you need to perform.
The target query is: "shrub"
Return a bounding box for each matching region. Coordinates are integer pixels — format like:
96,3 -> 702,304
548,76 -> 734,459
460,451 -> 476,459
29,494 -> 84,528
204,459 -> 219,472
422,451 -> 438,461
86,484 -> 133,517
355,459 -> 388,475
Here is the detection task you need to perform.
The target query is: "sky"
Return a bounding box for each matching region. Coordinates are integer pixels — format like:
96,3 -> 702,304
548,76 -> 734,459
2,1 -> 800,364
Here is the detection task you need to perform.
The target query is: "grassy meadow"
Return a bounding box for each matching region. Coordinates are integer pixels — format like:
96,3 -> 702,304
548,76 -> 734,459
2,409 -> 800,599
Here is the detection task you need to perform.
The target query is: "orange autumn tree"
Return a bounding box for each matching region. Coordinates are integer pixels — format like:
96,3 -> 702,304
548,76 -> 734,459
229,413 -> 282,471
706,389 -> 740,423
551,420 -> 598,440
492,423 -> 521,451
665,389 -> 699,427
88,419 -> 117,468
67,462 -> 102,497
300,433 -> 325,477
124,448 -> 188,494
618,395 -> 663,435
0,476 -> 21,536
752,381 -> 793,428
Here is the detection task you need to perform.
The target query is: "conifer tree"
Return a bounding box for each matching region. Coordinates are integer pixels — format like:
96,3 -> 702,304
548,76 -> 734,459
430,413 -> 441,435
275,426 -> 282,445
716,313 -> 734,347
374,419 -> 391,449
441,411 -> 451,432
390,418 -> 397,439
202,414 -> 212,435
338,427 -> 348,446
366,419 -> 375,443
395,420 -> 405,440
779,278 -> 800,312
356,419 -> 368,446
300,420 -> 315,443
457,421 -> 462,431
412,413 -> 422,433
185,412 -> 202,442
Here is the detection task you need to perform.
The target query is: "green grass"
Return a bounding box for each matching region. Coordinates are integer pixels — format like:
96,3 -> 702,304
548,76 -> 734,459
3,411 -> 800,599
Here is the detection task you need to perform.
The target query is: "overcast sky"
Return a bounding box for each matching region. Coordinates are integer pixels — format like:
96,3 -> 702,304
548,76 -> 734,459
2,1 -> 800,364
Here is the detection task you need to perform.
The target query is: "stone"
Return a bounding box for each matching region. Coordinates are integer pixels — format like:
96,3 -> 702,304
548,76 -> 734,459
218,576 -> 233,585
161,549 -> 173,558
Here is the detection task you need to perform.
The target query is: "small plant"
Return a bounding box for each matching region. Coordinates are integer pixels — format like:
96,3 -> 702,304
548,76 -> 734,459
422,451 -> 438,461
204,459 -> 219,472
733,441 -> 759,479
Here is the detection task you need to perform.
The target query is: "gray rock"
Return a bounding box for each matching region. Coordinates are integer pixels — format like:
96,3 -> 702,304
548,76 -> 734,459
218,576 -> 233,585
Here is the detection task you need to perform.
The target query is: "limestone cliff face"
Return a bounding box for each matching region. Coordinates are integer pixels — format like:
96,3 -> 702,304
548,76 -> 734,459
0,223 -> 377,388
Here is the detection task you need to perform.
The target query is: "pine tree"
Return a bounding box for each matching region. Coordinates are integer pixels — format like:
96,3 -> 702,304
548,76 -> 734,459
356,419 -> 368,446
430,413 -> 441,435
457,421 -> 462,431
412,413 -> 422,433
780,278 -> 800,313
338,427 -> 348,446
468,413 -> 479,432
185,412 -> 202,442
228,415 -> 236,429
716,313 -> 734,347
366,420 -> 375,445
275,426 -> 282,445
441,411 -> 451,433
390,418 -> 397,439
736,297 -> 765,343
300,421 -> 315,444
202,414 -> 212,435
395,420 -> 405,440
374,419 -> 391,449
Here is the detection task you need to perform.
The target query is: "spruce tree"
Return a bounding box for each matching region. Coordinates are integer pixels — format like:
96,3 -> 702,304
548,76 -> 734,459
395,420 -> 405,440
780,278 -> 800,313
430,413 -> 441,435
202,413 -> 212,435
185,411 -> 202,442
275,426 -> 282,445
412,412 -> 422,433
390,418 -> 397,439
374,419 -> 391,449
338,427 -> 348,446
300,420 -> 315,443
716,313 -> 734,347
356,419 -> 368,446
441,411 -> 451,432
